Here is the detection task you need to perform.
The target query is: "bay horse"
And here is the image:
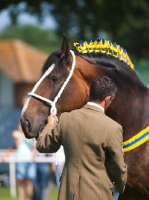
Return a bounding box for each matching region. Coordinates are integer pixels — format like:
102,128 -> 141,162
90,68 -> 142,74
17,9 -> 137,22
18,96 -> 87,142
21,35 -> 149,200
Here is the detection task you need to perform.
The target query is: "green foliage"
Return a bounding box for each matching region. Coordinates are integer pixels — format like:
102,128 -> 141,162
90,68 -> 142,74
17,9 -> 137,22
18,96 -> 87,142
48,0 -> 149,60
0,24 -> 61,54
1,0 -> 149,59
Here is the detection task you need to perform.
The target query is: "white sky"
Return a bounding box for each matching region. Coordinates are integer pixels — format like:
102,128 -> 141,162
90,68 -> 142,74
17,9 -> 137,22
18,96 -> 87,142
0,9 -> 57,31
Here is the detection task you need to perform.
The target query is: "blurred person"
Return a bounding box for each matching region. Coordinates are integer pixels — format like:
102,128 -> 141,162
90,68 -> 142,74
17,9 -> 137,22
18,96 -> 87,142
42,153 -> 56,200
33,152 -> 48,200
2,121 -> 36,200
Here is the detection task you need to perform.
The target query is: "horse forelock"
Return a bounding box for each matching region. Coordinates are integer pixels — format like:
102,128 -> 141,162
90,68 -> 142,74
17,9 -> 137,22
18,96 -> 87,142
42,50 -> 68,76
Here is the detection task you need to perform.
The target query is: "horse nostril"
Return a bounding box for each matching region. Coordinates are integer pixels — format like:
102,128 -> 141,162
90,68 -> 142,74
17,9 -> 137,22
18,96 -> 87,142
25,119 -> 31,132
20,117 -> 36,139
21,118 -> 31,136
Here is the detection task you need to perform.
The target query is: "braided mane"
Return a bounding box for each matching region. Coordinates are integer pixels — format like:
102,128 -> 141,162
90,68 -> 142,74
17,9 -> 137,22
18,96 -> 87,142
74,38 -> 134,69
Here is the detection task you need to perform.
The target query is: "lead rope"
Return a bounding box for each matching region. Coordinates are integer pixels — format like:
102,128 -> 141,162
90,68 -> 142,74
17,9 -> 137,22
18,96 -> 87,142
112,185 -> 119,200
27,50 -> 76,191
55,152 -> 61,190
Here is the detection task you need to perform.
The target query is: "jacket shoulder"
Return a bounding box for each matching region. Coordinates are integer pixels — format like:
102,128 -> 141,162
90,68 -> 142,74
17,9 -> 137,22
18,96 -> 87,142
104,114 -> 122,130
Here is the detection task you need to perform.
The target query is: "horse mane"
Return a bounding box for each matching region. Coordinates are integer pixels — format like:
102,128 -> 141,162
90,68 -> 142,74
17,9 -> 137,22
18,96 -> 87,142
77,51 -> 148,89
73,37 -> 148,89
41,45 -> 147,90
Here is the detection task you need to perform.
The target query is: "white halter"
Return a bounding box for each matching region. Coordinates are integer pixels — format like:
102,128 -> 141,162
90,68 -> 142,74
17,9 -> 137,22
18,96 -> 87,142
22,50 -> 76,115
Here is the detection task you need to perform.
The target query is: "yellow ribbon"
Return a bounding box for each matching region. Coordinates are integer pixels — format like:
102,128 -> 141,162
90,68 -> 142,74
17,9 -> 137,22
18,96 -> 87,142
123,126 -> 149,152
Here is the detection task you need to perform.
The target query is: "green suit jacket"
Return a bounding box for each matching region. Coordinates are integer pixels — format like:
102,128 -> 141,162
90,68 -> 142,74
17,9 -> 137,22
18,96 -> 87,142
36,104 -> 127,200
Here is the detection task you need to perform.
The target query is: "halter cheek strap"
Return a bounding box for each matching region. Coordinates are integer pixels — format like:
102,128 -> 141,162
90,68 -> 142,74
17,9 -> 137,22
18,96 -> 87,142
21,64 -> 55,116
27,50 -> 76,115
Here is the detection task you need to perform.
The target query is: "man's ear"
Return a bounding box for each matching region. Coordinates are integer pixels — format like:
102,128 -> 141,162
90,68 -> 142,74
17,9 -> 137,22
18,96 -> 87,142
105,96 -> 111,102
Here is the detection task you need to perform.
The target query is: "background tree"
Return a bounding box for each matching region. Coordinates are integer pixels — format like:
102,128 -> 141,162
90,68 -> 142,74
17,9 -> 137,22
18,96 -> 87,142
1,0 -> 149,60
0,24 -> 61,53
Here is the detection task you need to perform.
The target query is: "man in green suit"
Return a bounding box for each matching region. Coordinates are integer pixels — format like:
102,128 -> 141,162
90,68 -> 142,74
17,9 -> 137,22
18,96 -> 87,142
36,76 -> 127,200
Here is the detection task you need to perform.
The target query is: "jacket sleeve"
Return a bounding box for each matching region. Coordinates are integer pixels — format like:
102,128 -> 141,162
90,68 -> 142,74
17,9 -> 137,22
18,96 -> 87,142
107,124 -> 127,194
36,123 -> 61,153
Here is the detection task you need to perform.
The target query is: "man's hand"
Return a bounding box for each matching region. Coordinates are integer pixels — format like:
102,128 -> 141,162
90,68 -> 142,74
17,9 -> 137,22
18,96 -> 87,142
35,113 -> 57,140
47,112 -> 57,126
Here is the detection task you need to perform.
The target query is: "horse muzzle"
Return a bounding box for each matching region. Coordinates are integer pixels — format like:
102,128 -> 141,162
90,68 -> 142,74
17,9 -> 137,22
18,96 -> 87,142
20,117 -> 46,139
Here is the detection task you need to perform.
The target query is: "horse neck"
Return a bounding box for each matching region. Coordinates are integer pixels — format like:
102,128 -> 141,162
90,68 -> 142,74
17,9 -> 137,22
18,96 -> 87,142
105,72 -> 149,140
74,56 -> 98,90
76,55 -> 149,139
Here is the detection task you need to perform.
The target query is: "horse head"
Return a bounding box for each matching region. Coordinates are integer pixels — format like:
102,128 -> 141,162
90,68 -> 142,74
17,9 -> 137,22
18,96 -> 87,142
21,35 -> 93,138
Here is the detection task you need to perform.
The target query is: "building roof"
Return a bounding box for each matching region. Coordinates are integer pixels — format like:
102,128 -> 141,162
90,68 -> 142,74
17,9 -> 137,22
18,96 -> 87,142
0,39 -> 48,83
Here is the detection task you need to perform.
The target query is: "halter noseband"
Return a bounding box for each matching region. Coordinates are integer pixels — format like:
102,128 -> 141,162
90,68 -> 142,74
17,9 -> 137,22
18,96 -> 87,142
26,50 -> 76,115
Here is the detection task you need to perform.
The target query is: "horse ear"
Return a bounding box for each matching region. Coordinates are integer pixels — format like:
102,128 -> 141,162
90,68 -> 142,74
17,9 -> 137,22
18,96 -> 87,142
61,34 -> 70,59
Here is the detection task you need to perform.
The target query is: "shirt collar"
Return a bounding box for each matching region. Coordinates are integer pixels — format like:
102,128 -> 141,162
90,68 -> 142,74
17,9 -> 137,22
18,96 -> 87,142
87,102 -> 105,112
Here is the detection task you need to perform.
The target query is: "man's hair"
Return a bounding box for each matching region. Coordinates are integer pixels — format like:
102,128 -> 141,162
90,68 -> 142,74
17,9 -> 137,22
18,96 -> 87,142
89,76 -> 117,102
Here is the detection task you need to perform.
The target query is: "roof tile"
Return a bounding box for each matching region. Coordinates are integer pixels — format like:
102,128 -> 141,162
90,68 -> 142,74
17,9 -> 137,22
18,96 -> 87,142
0,39 -> 48,83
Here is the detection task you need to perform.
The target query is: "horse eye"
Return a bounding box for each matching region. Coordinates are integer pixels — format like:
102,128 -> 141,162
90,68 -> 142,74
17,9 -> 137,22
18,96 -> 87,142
50,76 -> 60,83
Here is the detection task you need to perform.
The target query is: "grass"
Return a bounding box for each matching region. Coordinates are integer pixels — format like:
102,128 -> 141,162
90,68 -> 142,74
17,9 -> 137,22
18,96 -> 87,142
46,186 -> 58,200
0,185 -> 58,200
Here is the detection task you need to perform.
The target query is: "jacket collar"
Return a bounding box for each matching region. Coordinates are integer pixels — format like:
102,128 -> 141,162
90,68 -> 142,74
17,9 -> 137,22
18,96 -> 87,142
87,102 -> 104,112
84,103 -> 105,114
